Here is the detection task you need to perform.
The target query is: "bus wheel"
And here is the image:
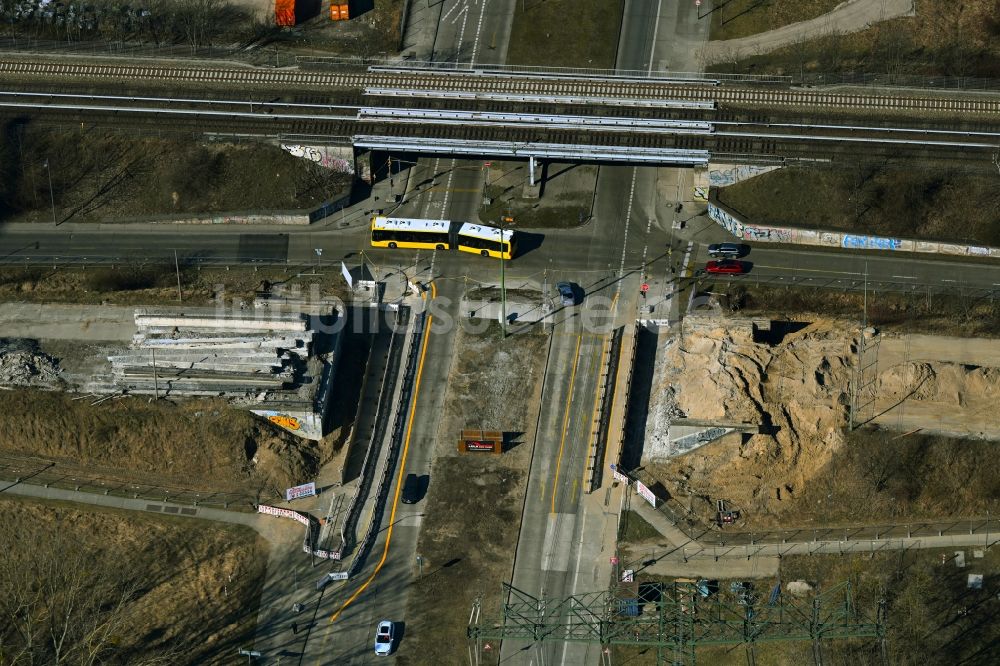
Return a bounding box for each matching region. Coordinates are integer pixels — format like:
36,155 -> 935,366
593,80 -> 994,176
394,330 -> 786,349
388,242 -> 397,249
480,250 -> 489,257
436,244 -> 445,250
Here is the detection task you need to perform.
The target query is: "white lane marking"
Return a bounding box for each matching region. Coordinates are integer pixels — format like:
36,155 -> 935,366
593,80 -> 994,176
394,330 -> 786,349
561,508 -> 589,666
647,0 -> 664,75
617,168 -> 639,292
892,275 -> 917,279
541,513 -> 577,572
471,0 -> 488,65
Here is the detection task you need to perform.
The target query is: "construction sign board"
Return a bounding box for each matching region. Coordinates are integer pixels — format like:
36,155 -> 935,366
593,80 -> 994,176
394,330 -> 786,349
636,480 -> 657,507
286,481 -> 317,501
457,429 -> 503,454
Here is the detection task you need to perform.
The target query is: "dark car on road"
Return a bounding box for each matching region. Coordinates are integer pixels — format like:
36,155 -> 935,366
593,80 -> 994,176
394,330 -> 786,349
705,260 -> 750,275
401,473 -> 422,504
557,282 -> 582,306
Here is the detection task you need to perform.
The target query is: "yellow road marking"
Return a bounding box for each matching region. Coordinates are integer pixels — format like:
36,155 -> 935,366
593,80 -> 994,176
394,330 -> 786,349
549,334 -> 583,514
329,282 -> 436,623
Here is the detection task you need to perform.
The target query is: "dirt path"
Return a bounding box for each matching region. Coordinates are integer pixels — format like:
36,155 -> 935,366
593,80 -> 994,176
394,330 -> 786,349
699,0 -> 914,66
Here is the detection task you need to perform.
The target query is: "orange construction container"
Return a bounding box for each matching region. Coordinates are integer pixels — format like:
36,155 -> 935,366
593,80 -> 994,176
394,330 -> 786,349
331,2 -> 349,20
275,0 -> 295,26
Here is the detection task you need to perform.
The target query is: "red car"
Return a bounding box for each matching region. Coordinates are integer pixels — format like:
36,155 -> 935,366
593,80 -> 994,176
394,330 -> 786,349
705,260 -> 749,275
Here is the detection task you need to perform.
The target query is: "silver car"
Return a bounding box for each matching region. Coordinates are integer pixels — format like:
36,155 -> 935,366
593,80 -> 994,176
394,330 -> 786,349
707,243 -> 746,258
374,620 -> 394,656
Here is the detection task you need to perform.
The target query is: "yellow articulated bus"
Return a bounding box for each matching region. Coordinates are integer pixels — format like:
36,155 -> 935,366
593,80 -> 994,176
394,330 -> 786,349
370,216 -> 515,260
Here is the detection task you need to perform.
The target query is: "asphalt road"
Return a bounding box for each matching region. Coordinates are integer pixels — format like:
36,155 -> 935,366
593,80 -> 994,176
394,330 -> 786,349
499,5 -> 669,665
292,4 -> 518,663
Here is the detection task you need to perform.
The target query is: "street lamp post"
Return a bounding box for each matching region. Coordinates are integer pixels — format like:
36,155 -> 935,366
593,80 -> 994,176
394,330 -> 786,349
499,214 -> 513,338
43,159 -> 56,225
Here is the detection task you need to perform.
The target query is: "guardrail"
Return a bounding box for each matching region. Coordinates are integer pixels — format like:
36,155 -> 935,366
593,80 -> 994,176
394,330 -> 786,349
585,327 -> 623,494
796,71 -> 1000,92
348,307 -> 426,576
335,307 -> 408,560
299,55 -> 790,84
0,36 -> 241,60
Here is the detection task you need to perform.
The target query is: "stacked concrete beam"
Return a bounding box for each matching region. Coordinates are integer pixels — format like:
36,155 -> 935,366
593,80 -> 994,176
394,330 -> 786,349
109,307 -> 313,398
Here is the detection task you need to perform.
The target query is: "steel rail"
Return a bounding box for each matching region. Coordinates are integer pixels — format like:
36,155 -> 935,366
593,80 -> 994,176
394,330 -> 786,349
2,58 -> 999,116
362,87 -> 718,109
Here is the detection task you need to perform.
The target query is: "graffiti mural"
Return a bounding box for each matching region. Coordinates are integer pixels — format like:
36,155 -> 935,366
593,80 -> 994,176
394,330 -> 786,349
842,234 -> 902,251
707,164 -> 781,187
708,203 -> 744,237
280,144 -> 355,173
742,225 -> 792,243
268,414 -> 302,430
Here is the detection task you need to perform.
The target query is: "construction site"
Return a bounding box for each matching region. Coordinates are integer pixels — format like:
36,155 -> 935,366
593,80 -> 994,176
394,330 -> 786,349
632,313 -> 1000,529
0,290 -> 343,441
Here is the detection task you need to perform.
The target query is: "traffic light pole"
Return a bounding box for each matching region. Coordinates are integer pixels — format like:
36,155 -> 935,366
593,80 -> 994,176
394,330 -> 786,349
500,216 -> 507,339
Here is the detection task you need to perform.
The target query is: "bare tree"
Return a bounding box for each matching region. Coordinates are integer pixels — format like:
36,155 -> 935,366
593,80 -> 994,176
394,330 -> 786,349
0,525 -> 176,665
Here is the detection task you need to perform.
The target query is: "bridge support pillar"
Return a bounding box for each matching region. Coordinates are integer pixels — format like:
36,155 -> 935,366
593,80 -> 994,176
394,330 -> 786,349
529,155 -> 536,186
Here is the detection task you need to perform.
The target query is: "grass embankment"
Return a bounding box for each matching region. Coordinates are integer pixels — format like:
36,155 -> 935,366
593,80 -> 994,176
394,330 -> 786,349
617,546 -> 1000,664
0,126 -> 351,224
0,265 -> 352,307
395,326 -> 548,665
725,283 -> 1000,338
709,0 -> 843,41
717,167 -> 1000,247
0,496 -> 268,665
0,391 -> 317,498
713,0 -> 1000,78
754,427 -> 1000,526
506,0 -> 624,68
648,426 -> 1000,530
619,510 -> 660,543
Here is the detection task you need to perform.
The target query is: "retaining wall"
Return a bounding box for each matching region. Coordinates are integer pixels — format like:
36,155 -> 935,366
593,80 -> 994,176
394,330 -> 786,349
708,191 -> 1000,259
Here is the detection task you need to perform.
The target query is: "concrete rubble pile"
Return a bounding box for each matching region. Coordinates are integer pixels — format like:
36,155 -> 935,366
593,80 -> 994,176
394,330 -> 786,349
106,309 -> 314,398
0,343 -> 62,388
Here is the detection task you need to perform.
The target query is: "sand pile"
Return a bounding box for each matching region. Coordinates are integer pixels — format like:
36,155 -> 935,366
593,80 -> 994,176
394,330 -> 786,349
646,317 -> 857,517
647,318 -> 854,465
645,315 -> 1000,522
872,362 -> 1000,437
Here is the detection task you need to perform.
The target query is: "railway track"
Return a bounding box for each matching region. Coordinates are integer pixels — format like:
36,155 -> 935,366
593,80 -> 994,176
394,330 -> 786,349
2,58 -> 1000,117
1,86 -> 995,171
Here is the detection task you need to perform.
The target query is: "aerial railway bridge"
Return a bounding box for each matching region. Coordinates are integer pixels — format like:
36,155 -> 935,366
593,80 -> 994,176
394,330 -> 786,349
1,57 -> 999,169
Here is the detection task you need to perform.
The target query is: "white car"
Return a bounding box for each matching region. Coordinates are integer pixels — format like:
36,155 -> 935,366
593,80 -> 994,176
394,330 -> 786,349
374,620 -> 394,656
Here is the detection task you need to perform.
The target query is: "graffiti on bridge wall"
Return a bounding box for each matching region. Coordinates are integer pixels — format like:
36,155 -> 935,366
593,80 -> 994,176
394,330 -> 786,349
708,203 -> 743,237
707,164 -> 780,187
742,225 -> 791,243
281,144 -> 355,173
842,234 -> 902,251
